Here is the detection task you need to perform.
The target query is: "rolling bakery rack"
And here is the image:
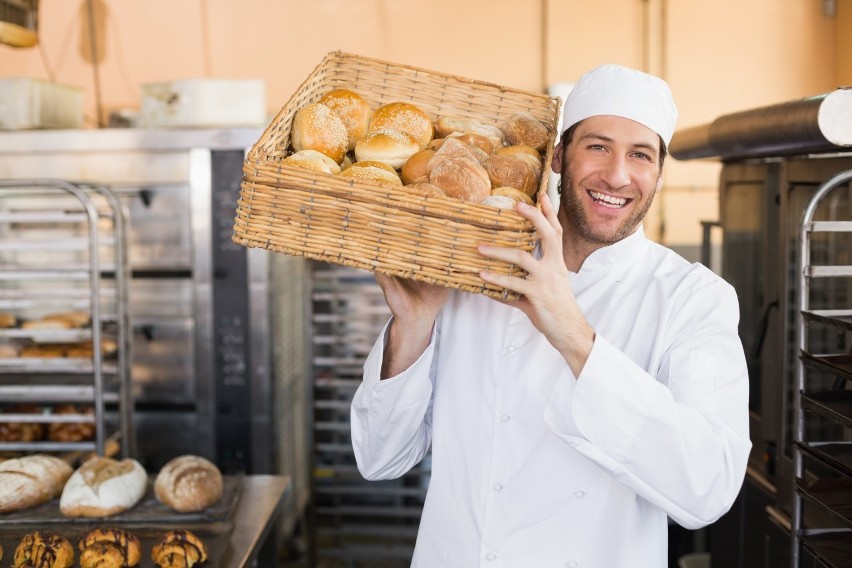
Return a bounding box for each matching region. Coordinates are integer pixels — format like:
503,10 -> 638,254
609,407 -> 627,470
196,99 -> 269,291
791,169 -> 852,567
0,179 -> 133,459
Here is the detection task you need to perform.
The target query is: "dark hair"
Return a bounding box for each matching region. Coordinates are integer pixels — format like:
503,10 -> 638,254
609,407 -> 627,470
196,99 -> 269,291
560,120 -> 667,170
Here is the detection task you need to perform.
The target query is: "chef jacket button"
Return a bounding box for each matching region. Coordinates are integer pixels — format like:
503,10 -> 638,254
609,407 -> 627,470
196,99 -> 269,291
574,490 -> 585,498
487,552 -> 497,561
493,482 -> 503,492
501,414 -> 510,422
506,345 -> 517,353
566,561 -> 578,568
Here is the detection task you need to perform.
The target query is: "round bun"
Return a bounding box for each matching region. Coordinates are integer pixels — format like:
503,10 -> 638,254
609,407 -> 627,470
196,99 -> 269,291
484,154 -> 539,197
369,102 -> 434,149
400,149 -> 436,185
427,138 -> 482,173
500,112 -> 550,151
155,455 -> 223,513
429,157 -> 491,202
319,89 -> 373,150
283,149 -> 343,175
492,186 -> 534,206
450,132 -> 495,154
291,102 -> 348,164
404,182 -> 447,198
60,456 -> 147,518
355,130 -> 420,169
340,164 -> 403,186
434,116 -> 479,138
479,195 -> 518,210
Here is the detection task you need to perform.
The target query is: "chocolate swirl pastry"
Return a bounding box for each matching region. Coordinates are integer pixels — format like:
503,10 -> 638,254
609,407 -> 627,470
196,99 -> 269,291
78,528 -> 141,568
151,530 -> 208,568
12,532 -> 74,568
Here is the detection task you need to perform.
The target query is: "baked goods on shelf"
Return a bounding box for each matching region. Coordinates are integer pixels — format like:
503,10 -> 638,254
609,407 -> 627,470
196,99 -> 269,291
22,311 -> 91,330
0,313 -> 17,328
154,454 -> 223,513
59,456 -> 147,518
150,530 -> 208,568
0,454 -> 73,513
47,405 -> 96,443
12,531 -> 74,568
0,342 -> 21,358
78,528 -> 141,568
0,405 -> 46,443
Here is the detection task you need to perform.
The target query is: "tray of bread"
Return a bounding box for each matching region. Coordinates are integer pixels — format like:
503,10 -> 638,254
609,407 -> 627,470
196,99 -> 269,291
0,523 -> 233,568
0,455 -> 240,525
233,50 -> 561,301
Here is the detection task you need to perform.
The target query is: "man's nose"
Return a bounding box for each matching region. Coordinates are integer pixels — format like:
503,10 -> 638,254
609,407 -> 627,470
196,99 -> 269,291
600,155 -> 630,189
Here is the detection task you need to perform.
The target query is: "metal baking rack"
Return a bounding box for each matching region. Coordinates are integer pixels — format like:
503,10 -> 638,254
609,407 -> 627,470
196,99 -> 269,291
0,179 -> 134,459
791,169 -> 852,567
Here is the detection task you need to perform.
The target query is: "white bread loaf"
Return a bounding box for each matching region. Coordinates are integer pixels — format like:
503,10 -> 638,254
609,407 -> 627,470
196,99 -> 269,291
154,455 -> 223,513
59,456 -> 146,518
0,454 -> 73,513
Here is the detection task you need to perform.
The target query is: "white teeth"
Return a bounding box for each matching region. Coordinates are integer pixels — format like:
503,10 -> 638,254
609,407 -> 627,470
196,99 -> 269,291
589,190 -> 627,207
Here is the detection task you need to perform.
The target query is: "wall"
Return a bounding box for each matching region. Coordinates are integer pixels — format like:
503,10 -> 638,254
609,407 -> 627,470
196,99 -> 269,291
0,0 -> 847,255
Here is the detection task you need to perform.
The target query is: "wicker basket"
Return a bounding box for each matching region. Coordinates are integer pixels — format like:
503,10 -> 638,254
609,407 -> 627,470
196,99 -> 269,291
233,51 -> 561,300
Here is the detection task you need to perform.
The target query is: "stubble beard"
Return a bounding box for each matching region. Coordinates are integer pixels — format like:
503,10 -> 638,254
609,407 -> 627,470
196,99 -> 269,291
558,173 -> 656,246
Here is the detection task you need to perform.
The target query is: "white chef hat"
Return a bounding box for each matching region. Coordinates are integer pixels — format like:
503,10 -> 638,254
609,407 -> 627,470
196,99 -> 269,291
561,64 -> 678,149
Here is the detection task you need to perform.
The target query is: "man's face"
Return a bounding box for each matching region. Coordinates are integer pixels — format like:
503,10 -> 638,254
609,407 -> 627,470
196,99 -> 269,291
552,115 -> 663,246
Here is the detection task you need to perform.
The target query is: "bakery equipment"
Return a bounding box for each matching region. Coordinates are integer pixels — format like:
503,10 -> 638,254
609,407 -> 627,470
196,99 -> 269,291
0,179 -> 133,458
0,127 -> 310,541
670,93 -> 852,567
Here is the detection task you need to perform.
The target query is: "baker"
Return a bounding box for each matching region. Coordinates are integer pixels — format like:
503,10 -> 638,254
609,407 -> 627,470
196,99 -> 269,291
351,64 -> 751,567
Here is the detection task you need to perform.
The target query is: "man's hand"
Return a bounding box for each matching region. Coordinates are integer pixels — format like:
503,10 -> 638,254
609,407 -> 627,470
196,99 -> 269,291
375,273 -> 449,379
477,193 -> 594,377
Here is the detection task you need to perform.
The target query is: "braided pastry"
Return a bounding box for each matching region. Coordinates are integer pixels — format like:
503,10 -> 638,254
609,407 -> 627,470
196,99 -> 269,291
78,528 -> 141,568
151,530 -> 208,568
12,532 -> 74,568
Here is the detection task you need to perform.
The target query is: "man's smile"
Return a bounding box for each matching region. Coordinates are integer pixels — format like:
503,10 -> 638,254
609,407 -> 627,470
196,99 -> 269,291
588,189 -> 630,209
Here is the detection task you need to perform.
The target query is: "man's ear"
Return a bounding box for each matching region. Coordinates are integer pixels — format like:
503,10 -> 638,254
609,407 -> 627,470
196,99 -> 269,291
655,175 -> 664,193
551,142 -> 564,174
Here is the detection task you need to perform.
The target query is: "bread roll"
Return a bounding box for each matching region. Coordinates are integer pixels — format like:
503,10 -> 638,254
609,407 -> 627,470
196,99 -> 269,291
352,160 -> 398,174
479,195 -> 518,210
429,157 -> 491,203
60,456 -> 147,518
0,455 -> 73,513
500,112 -> 551,151
20,344 -> 66,358
400,149 -> 436,185
13,532 -> 74,568
426,138 -> 482,173
48,405 -> 95,443
151,530 -> 208,568
319,88 -> 373,150
78,528 -> 142,568
340,164 -> 403,186
0,343 -> 20,358
492,186 -> 534,206
435,116 -> 505,150
0,313 -> 16,328
290,102 -> 348,164
368,102 -> 434,149
21,319 -> 74,331
154,455 -> 223,513
403,182 -> 447,198
354,130 -> 420,169
283,149 -> 343,175
449,132 -> 494,154
495,144 -> 541,159
0,405 -> 46,443
484,154 -> 539,197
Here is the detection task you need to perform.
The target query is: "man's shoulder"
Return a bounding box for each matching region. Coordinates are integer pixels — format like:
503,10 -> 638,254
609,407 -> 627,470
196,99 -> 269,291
643,240 -> 734,297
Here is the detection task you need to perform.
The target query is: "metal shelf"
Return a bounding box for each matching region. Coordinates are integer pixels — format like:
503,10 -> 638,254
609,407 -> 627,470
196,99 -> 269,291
799,531 -> 852,568
801,352 -> 852,381
795,477 -> 852,529
801,310 -> 852,333
797,442 -> 852,478
801,390 -> 852,430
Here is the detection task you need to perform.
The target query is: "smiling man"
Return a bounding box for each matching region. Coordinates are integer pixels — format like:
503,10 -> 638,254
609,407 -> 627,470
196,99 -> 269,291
352,64 -> 751,567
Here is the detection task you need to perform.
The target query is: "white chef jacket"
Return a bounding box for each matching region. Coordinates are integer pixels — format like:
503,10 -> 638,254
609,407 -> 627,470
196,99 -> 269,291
351,226 -> 751,568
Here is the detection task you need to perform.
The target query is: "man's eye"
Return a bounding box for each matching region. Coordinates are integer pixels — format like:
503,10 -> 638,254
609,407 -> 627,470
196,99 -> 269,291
588,144 -> 605,151
633,152 -> 652,161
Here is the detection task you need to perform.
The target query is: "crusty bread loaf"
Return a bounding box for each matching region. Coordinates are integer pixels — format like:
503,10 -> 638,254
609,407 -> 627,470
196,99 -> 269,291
354,130 -> 420,169
368,102 -> 434,149
484,154 -> 539,197
0,454 -> 73,513
13,532 -> 74,568
429,157 -> 491,203
59,456 -> 147,518
500,112 -> 551,151
290,102 -> 348,164
319,89 -> 373,151
154,455 -> 223,513
283,149 -> 343,175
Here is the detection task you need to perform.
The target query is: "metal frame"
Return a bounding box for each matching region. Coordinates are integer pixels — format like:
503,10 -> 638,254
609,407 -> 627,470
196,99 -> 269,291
791,168 -> 852,566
